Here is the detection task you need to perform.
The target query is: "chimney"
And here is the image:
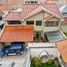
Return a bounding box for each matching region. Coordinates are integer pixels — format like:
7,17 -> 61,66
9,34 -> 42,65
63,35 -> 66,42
45,0 -> 56,3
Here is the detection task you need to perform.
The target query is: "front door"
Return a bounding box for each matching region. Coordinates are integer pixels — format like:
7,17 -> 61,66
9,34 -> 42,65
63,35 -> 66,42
35,31 -> 41,39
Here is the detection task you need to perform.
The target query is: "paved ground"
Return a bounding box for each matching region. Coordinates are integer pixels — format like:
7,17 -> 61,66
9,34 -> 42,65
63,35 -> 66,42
0,51 -> 26,67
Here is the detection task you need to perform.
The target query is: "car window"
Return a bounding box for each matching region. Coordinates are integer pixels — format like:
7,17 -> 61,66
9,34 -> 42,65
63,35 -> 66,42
8,50 -> 15,53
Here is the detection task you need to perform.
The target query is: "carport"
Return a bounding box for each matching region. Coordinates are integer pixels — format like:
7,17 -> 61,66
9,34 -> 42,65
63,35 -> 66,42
46,31 -> 64,42
0,25 -> 34,47
0,25 -> 34,42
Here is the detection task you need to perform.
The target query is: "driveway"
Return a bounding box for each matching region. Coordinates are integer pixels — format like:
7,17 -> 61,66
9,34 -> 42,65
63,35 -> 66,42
0,51 -> 26,67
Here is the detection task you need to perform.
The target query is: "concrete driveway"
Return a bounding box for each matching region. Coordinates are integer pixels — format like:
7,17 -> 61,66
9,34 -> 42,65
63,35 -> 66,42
0,51 -> 26,67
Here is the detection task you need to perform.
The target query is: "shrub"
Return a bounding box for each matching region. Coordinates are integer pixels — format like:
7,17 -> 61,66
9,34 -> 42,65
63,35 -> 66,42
31,57 -> 42,67
47,59 -> 54,65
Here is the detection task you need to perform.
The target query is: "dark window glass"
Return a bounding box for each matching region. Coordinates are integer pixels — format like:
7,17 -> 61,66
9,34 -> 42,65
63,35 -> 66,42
26,21 -> 34,25
8,21 -> 21,24
0,16 -> 2,20
25,1 -> 38,4
36,21 -> 42,26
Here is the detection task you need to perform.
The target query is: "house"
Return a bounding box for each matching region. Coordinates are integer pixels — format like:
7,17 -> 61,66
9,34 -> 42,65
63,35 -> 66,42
60,4 -> 67,32
0,12 -> 4,21
2,0 -> 65,42
56,39 -> 67,67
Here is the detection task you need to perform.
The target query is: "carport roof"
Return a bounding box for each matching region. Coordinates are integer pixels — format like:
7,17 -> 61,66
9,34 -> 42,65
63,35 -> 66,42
46,31 -> 64,42
0,26 -> 34,42
56,39 -> 67,63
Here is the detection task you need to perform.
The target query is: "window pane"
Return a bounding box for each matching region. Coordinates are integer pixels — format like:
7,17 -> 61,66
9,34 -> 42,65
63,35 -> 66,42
45,21 -> 59,27
25,1 -> 38,4
36,21 -> 42,26
26,21 -> 34,25
8,21 -> 21,24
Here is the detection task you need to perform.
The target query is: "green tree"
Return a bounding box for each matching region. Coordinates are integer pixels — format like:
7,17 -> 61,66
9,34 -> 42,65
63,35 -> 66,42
31,57 -> 42,67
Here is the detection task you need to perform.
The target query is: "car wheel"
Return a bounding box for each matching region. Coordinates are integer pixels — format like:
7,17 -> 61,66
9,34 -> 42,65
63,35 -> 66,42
6,53 -> 8,56
16,53 -> 21,55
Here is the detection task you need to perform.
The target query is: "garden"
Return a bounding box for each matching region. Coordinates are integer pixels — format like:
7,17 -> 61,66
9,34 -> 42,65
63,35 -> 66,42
30,57 -> 61,67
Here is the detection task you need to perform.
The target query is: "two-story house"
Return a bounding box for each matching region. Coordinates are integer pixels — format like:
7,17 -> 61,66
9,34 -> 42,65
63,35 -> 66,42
2,0 -> 65,43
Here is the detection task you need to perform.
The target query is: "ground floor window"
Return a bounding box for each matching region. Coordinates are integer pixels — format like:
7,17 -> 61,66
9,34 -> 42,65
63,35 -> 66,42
45,21 -> 59,27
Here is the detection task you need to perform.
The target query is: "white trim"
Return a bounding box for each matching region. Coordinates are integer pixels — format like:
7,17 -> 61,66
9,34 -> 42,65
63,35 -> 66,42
28,43 -> 55,48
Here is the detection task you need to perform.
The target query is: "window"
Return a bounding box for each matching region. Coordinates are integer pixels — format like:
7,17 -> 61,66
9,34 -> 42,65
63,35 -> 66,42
25,1 -> 38,4
45,21 -> 59,27
0,16 -> 2,20
36,21 -> 42,26
26,21 -> 34,25
8,21 -> 21,24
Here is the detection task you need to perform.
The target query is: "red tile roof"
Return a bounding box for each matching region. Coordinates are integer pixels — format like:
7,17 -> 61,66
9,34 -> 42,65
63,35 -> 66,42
0,26 -> 34,42
64,17 -> 67,22
56,39 -> 67,63
0,6 -> 12,11
3,12 -> 21,21
3,2 -> 62,20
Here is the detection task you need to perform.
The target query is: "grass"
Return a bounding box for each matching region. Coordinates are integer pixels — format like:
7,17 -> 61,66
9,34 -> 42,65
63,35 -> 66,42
31,63 -> 57,67
64,33 -> 67,36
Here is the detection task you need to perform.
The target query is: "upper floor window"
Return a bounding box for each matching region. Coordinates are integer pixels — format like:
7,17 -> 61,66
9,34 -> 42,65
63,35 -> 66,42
8,21 -> 21,24
36,21 -> 42,26
25,1 -> 38,4
45,21 -> 59,27
26,21 -> 34,25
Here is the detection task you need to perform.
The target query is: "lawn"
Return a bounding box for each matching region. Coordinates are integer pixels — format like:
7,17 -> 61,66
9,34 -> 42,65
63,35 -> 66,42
31,63 -> 58,67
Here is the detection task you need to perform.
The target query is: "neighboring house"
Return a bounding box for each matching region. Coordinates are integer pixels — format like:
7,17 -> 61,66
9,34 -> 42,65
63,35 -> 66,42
60,4 -> 67,32
0,12 -> 4,20
56,39 -> 67,67
0,6 -> 12,12
0,6 -> 13,30
56,0 -> 67,7
3,0 -> 65,42
0,0 -> 57,7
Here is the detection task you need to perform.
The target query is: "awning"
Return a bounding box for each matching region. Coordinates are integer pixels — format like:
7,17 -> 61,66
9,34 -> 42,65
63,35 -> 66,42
0,26 -> 34,42
46,31 -> 64,42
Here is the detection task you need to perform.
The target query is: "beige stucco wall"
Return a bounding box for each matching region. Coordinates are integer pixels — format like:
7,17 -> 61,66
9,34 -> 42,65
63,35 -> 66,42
22,11 -> 44,32
30,48 -> 60,58
21,12 -> 60,33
